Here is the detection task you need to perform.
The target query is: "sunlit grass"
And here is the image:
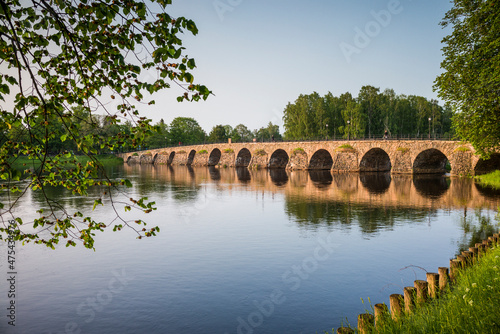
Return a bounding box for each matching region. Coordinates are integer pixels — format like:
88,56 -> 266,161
475,170 -> 500,189
326,246 -> 500,333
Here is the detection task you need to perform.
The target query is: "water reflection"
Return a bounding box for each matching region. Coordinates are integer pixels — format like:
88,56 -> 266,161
22,165 -> 500,235
236,167 -> 251,183
269,169 -> 288,187
116,165 -> 499,211
360,172 -> 391,194
208,166 -> 221,181
413,175 -> 450,199
309,170 -> 333,189
475,183 -> 500,199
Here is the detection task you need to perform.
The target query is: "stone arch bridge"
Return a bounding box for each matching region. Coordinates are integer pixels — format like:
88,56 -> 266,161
117,140 -> 500,176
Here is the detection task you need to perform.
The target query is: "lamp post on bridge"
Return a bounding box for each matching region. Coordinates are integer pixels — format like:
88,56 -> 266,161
325,123 -> 328,141
347,120 -> 351,141
428,117 -> 431,139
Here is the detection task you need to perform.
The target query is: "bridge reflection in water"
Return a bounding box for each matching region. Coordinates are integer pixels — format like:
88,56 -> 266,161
123,164 -> 500,211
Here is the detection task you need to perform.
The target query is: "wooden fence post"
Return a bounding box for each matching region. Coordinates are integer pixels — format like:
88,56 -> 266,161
389,294 -> 404,321
414,280 -> 428,305
357,313 -> 374,334
438,267 -> 449,291
450,259 -> 461,282
374,303 -> 389,328
426,273 -> 439,298
404,287 -> 416,314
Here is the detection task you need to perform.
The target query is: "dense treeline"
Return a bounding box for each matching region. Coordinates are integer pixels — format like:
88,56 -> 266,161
0,107 -> 282,154
145,118 -> 282,149
282,85 -> 454,140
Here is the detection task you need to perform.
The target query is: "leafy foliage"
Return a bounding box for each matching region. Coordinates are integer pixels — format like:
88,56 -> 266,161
0,0 -> 211,249
434,0 -> 500,158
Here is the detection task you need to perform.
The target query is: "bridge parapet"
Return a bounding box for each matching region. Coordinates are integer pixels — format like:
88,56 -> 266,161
116,140 -> 499,176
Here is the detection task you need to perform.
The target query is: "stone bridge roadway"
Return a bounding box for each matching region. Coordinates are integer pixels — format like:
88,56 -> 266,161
117,140 -> 500,176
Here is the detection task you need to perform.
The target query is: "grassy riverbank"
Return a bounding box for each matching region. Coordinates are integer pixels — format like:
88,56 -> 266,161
475,170 -> 500,189
328,245 -> 500,333
8,154 -> 123,169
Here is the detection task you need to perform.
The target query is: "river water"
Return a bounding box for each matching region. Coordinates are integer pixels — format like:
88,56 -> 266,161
1,165 -> 500,334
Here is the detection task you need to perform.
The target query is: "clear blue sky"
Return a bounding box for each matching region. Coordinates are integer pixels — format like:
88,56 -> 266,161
141,0 -> 453,133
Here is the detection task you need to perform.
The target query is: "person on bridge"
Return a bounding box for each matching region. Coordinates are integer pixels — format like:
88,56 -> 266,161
384,130 -> 388,140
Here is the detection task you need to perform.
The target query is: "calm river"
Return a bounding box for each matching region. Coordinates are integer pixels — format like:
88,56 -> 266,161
1,165 -> 500,334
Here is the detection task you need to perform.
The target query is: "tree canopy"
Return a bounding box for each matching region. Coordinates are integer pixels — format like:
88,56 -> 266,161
0,0 -> 211,249
434,0 -> 500,157
282,87 -> 453,141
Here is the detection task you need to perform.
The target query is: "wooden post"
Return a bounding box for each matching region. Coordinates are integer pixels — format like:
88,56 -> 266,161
389,294 -> 404,321
469,247 -> 478,263
489,236 -> 495,247
374,303 -> 388,328
457,255 -> 466,268
438,267 -> 449,291
336,327 -> 354,334
357,313 -> 374,334
414,280 -> 428,305
404,287 -> 416,314
426,273 -> 439,298
462,251 -> 473,266
450,259 -> 461,281
478,244 -> 487,257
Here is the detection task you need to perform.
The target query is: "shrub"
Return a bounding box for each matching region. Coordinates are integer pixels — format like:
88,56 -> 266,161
224,148 -> 234,153
397,147 -> 410,154
254,149 -> 267,156
293,147 -> 305,155
454,146 -> 471,152
197,149 -> 208,154
177,150 -> 186,154
132,153 -> 139,156
335,144 -> 355,152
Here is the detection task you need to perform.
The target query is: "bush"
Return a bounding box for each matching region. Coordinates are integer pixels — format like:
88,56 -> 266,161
454,146 -> 471,152
254,149 -> 267,156
223,148 -> 234,153
396,147 -> 410,154
335,144 -> 355,152
293,147 -> 305,155
197,149 -> 208,154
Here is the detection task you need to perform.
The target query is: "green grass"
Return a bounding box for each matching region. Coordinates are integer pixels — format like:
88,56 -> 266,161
475,170 -> 500,189
328,245 -> 500,333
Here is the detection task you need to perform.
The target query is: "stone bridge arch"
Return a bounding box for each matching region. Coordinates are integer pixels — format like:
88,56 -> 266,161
309,149 -> 333,170
168,151 -> 175,164
236,148 -> 252,167
187,150 -> 196,165
413,148 -> 449,174
268,149 -> 289,169
208,148 -> 222,166
474,153 -> 500,175
359,148 -> 391,172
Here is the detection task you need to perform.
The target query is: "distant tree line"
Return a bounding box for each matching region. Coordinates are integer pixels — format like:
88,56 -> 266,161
1,107 -> 283,154
144,118 -> 282,149
282,85 -> 454,140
